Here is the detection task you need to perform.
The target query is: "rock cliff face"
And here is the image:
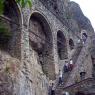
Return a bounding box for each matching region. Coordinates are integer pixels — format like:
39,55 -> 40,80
39,0 -> 94,33
0,50 -> 20,95
0,0 -> 95,95
68,1 -> 94,32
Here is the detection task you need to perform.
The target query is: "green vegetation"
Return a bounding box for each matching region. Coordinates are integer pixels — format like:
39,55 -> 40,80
5,66 -> 10,73
0,21 -> 12,48
0,0 -> 32,15
0,21 -> 11,37
0,0 -> 32,47
0,0 -> 5,15
16,0 -> 32,8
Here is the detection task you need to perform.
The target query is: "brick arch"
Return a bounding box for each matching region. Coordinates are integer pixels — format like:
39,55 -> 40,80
57,30 -> 68,60
29,12 -> 56,80
0,0 -> 22,59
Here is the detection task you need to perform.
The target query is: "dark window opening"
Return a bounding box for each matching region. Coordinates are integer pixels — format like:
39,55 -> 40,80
69,39 -> 74,50
57,31 -> 68,60
0,0 -> 21,59
82,33 -> 87,44
80,71 -> 86,80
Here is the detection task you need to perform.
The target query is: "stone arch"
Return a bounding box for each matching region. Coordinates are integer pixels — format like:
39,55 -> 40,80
81,30 -> 88,40
29,12 -> 55,80
57,30 -> 68,60
69,39 -> 74,50
82,32 -> 88,44
82,33 -> 88,38
0,0 -> 22,59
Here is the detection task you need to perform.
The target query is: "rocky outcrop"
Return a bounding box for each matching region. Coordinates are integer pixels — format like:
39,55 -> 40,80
0,50 -> 20,95
39,0 -> 94,34
0,0 -> 94,95
68,1 -> 94,32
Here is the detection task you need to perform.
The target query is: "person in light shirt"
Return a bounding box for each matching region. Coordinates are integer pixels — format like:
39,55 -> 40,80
69,59 -> 74,71
65,92 -> 70,95
58,70 -> 63,85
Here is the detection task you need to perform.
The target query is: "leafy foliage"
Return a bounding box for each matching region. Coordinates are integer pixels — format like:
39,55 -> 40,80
0,0 -> 5,15
16,0 -> 32,8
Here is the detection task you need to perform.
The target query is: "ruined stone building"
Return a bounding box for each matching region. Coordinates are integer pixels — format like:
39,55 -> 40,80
0,0 -> 95,95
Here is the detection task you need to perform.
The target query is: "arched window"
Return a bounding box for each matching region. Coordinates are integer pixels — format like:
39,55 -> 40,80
57,31 -> 68,60
82,33 -> 88,44
82,33 -> 87,38
69,39 -> 74,50
29,13 -> 55,80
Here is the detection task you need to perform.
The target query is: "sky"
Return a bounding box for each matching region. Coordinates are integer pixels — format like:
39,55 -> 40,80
71,0 -> 95,31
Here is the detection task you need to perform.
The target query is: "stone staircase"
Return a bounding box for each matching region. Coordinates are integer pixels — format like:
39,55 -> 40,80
72,42 -> 83,64
55,37 -> 91,95
56,42 -> 83,87
56,78 -> 95,95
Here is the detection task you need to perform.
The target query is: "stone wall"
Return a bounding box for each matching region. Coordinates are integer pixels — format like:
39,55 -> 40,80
0,0 -> 94,95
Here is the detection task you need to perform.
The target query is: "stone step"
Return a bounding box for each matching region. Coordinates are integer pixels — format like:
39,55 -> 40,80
55,37 -> 91,95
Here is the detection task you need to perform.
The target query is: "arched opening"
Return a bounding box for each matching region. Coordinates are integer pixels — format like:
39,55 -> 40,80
57,31 -> 68,60
82,33 -> 88,44
69,39 -> 74,50
0,0 -> 21,59
29,12 -> 55,80
82,33 -> 87,37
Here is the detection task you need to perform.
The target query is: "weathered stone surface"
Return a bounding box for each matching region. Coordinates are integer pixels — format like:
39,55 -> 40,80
68,2 -> 94,34
0,0 -> 95,95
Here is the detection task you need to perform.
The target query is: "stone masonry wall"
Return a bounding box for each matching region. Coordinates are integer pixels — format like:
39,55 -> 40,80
0,0 -> 94,95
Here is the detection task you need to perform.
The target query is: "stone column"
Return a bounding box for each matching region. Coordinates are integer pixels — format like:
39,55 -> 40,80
18,8 -> 32,95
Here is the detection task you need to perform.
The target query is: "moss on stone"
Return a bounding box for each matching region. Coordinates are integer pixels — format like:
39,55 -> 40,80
0,21 -> 12,48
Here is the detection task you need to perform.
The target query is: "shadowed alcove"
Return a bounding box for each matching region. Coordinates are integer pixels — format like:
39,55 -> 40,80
69,39 -> 74,50
0,0 -> 21,59
29,12 -> 56,80
57,30 -> 68,60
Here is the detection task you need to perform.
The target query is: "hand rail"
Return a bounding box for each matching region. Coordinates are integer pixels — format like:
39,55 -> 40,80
62,77 -> 95,90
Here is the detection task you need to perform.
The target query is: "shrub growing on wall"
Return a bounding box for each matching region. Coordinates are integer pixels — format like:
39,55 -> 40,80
0,21 -> 12,48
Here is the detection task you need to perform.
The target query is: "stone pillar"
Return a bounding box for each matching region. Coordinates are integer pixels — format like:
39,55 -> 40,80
18,8 -> 32,95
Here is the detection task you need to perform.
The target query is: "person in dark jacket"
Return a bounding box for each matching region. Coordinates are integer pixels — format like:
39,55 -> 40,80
51,83 -> 55,95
